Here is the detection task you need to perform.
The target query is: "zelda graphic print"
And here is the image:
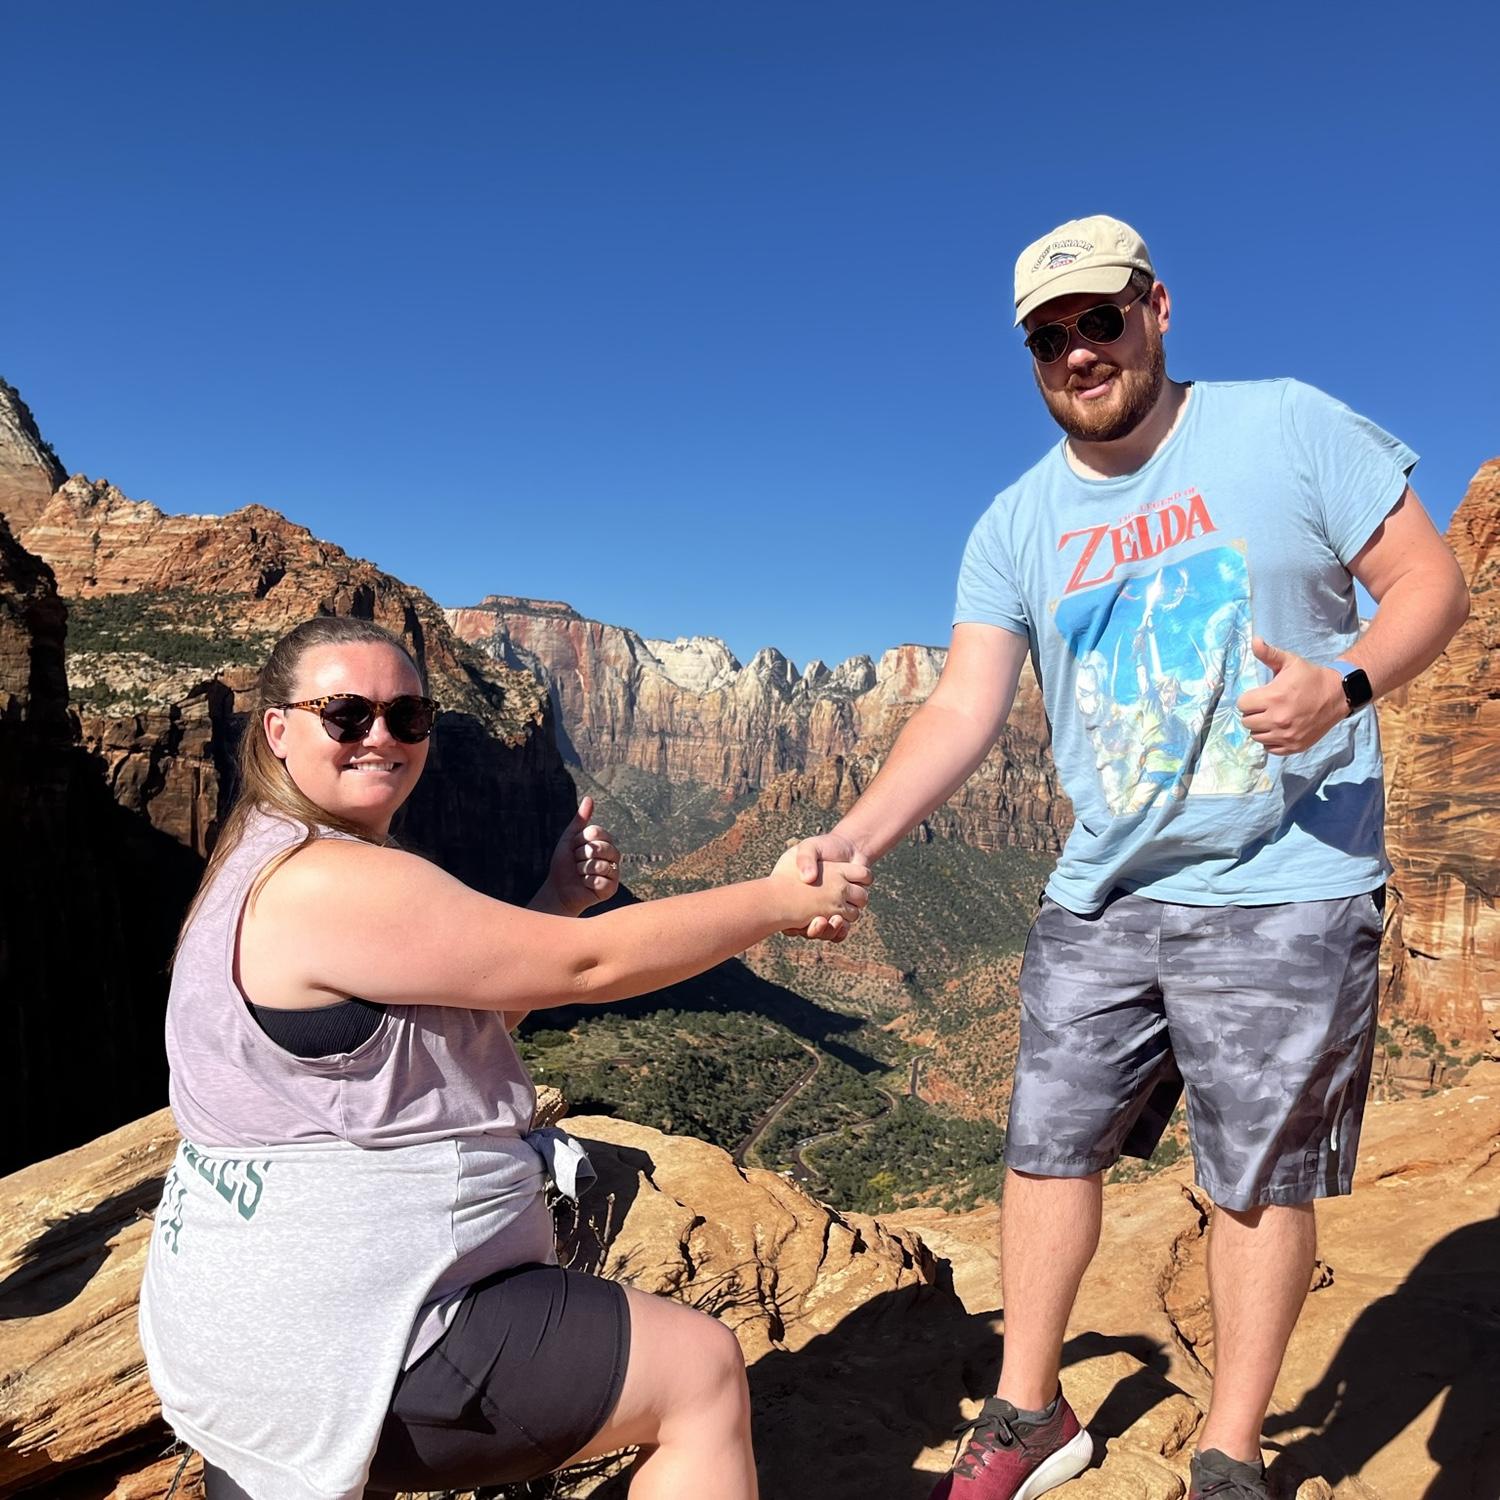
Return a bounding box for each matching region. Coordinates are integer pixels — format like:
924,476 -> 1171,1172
1050,486 -> 1270,816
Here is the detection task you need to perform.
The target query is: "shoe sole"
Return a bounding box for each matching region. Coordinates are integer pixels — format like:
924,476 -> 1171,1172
1012,1427 -> 1094,1500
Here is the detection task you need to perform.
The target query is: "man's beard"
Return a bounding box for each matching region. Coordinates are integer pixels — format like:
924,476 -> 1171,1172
1035,327 -> 1167,443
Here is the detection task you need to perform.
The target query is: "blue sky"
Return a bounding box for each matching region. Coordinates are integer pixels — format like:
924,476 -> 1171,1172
7,3 -> 1496,669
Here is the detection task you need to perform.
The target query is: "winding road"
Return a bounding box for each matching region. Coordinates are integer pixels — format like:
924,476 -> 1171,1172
787,1083 -> 901,1187
731,1041 -> 821,1167
732,1040 -> 934,1188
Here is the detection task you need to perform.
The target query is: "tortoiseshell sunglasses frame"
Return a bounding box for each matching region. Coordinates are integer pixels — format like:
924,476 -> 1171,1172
278,694 -> 438,743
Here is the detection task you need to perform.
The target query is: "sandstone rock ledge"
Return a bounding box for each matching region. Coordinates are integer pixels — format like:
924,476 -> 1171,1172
7,1073 -> 1495,1500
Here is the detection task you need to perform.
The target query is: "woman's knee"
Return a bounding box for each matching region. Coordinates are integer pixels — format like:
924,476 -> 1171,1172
703,1316 -> 750,1405
654,1305 -> 748,1429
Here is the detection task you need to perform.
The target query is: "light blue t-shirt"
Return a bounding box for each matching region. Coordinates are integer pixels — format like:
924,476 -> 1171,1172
955,378 -> 1415,913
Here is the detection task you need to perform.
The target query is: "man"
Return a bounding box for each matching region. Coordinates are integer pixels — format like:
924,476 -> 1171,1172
793,214 -> 1469,1500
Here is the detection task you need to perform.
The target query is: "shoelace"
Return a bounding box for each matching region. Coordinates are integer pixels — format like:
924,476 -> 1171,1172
950,1407 -> 1020,1479
1196,1476 -> 1266,1498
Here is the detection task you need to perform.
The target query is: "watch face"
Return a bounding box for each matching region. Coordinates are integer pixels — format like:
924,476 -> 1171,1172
1342,667 -> 1374,710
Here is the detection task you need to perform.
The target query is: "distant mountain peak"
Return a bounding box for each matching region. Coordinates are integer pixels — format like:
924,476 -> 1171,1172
476,594 -> 582,619
643,634 -> 741,693
0,377 -> 67,532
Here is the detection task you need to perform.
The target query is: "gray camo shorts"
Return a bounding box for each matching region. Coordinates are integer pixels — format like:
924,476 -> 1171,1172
1005,889 -> 1384,1210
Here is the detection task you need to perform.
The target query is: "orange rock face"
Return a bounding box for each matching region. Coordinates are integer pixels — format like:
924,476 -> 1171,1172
12,1071 -> 1492,1499
1380,459 -> 1500,1045
0,1101 -> 944,1499
893,1062 -> 1500,1499
25,478 -> 507,690
0,378 -> 66,532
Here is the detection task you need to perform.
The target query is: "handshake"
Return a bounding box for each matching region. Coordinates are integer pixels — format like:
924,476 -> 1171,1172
547,798 -> 871,944
772,831 -> 868,943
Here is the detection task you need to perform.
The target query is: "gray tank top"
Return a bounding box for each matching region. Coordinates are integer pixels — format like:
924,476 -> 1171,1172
168,806 -> 537,1148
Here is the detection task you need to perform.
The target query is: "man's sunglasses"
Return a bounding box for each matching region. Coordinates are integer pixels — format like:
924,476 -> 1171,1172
280,694 -> 438,744
1023,292 -> 1149,365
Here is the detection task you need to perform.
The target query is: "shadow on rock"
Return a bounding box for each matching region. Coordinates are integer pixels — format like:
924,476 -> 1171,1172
0,1176 -> 165,1320
746,1300 -> 1175,1495
1060,1330 -> 1177,1462
748,1270 -> 993,1500
551,1138 -> 649,1281
1265,1209 -> 1500,1498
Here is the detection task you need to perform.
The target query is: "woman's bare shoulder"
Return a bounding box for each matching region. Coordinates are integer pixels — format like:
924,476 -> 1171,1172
255,835 -> 465,909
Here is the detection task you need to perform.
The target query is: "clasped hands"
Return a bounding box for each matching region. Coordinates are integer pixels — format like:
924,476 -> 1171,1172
542,796 -> 870,937
781,830 -> 866,943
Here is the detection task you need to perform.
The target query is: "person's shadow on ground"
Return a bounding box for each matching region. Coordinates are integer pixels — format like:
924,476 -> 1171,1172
1265,1209 -> 1500,1498
0,1177 -> 166,1321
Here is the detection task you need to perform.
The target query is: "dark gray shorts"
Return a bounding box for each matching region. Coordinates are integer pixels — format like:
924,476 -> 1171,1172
1005,890 -> 1383,1210
202,1263 -> 630,1499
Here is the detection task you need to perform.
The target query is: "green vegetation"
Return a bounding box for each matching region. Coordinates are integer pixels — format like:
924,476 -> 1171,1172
575,764 -> 752,866
518,1009 -> 809,1148
803,1097 -> 1008,1214
1374,1019 -> 1484,1086
66,589 -> 277,672
1106,1104 -> 1191,1186
847,840 -> 1049,993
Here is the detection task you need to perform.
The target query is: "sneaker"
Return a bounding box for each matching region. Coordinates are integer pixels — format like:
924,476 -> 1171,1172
1188,1448 -> 1271,1499
929,1393 -> 1093,1499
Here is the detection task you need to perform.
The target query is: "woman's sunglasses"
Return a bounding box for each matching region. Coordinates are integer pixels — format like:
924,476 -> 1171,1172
280,694 -> 438,744
1023,292 -> 1148,365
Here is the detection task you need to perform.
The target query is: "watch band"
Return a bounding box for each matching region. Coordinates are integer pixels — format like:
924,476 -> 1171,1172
1333,658 -> 1374,714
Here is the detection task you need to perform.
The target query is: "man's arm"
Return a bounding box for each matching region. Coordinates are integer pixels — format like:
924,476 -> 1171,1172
792,622 -> 1030,938
1237,487 -> 1470,755
1342,486 -> 1470,694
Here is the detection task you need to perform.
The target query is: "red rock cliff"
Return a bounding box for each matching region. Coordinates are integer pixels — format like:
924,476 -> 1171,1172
1381,459 -> 1500,1045
0,377 -> 66,532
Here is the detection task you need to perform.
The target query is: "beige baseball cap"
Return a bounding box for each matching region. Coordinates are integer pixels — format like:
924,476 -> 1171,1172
1013,214 -> 1154,325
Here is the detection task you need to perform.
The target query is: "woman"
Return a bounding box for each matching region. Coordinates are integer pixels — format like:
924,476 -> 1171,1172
139,615 -> 868,1500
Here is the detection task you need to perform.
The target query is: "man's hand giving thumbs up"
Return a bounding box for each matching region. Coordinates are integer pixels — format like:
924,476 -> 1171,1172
1234,637 -> 1351,755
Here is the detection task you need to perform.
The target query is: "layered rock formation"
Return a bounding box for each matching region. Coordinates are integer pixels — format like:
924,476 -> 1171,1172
0,378 -> 66,532
447,594 -> 893,793
0,519 -> 199,1176
448,594 -> 1070,856
11,1069 -> 1491,1498
1380,459 -> 1500,1045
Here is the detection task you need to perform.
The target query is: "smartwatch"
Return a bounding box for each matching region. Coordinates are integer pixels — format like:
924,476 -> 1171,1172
1333,659 -> 1373,715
